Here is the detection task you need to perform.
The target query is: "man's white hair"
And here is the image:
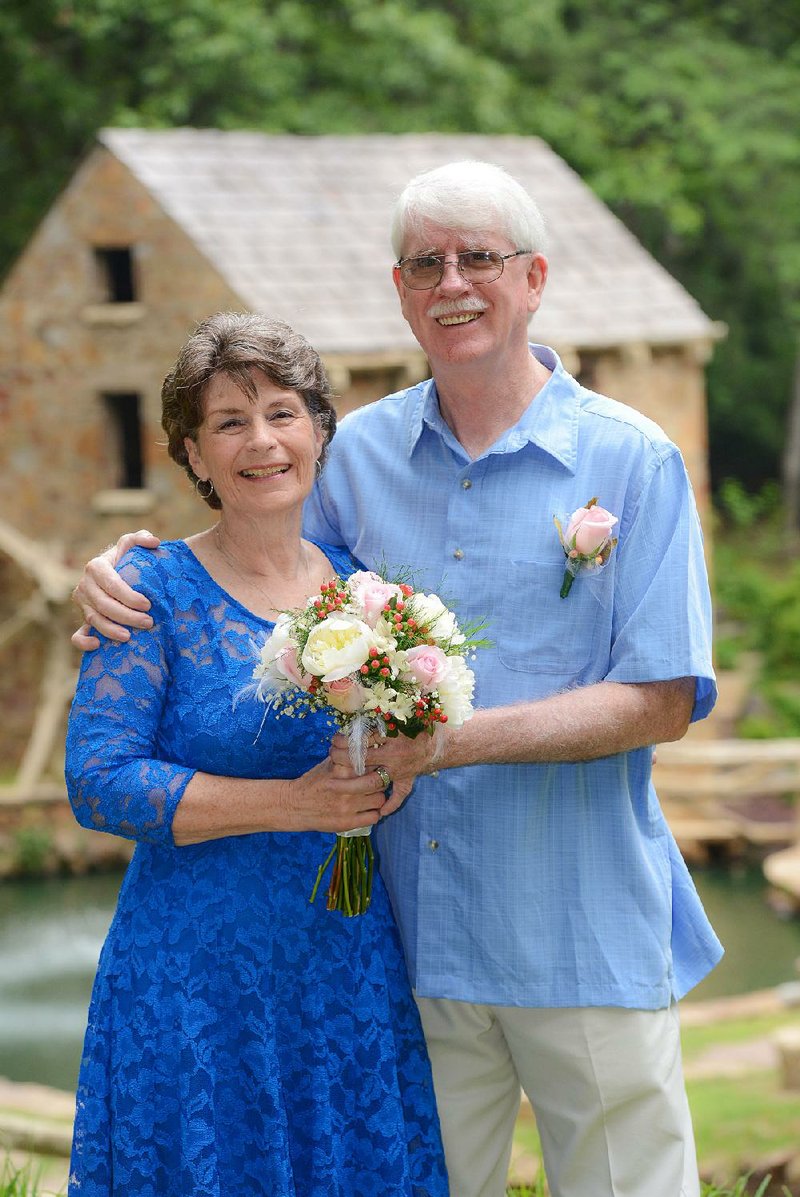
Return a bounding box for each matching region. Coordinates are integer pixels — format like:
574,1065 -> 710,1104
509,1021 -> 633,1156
391,160 -> 548,259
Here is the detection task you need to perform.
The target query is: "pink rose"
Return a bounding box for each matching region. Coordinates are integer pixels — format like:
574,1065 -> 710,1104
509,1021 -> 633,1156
348,571 -> 404,627
404,644 -> 451,692
324,675 -> 368,714
275,645 -> 311,688
566,504 -> 618,557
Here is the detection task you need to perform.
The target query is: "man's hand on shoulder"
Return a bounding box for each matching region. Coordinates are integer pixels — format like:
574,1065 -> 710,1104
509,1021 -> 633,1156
71,529 -> 161,651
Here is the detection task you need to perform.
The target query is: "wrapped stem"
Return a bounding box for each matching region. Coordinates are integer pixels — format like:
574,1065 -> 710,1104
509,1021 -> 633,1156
309,712 -> 381,916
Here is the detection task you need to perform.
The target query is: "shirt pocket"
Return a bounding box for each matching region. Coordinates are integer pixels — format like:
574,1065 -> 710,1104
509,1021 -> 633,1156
495,557 -> 612,675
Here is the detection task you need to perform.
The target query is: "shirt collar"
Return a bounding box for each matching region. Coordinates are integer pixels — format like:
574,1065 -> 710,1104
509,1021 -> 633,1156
405,345 -> 580,473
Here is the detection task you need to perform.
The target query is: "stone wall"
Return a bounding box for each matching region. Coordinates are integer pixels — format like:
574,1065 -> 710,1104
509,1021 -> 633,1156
588,342 -> 712,527
0,147 -> 246,562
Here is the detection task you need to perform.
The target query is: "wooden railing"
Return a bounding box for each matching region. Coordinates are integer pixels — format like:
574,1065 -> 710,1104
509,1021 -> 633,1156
654,739 -> 800,848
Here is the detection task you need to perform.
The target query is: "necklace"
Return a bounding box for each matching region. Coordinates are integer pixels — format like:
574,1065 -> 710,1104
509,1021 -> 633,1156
213,525 -> 311,614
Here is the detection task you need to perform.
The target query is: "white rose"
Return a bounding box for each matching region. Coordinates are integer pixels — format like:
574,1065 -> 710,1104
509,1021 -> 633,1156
410,592 -> 465,646
434,655 -> 475,726
254,614 -> 296,688
301,612 -> 373,681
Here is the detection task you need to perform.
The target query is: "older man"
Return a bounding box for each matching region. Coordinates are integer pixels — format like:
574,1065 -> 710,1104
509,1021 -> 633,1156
73,161 -> 721,1197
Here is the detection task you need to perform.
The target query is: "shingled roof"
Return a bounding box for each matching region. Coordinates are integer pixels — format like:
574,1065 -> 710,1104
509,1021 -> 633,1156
99,129 -> 718,357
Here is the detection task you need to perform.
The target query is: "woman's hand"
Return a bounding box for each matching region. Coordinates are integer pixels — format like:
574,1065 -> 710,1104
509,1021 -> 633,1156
328,729 -> 450,817
283,757 -> 390,833
71,530 -> 161,649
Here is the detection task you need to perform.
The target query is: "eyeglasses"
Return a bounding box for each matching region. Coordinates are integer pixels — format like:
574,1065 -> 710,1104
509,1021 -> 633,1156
395,249 -> 532,290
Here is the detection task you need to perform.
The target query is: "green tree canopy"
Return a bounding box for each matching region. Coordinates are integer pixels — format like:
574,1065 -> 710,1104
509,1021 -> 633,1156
2,0 -> 798,493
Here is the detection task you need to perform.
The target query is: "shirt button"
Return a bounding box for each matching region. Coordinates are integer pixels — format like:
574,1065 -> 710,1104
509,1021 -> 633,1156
428,840 -> 439,851
461,478 -> 472,490
453,548 -> 464,560
430,771 -> 439,779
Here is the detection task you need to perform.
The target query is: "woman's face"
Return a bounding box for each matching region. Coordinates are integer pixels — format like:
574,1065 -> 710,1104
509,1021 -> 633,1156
184,369 -> 323,517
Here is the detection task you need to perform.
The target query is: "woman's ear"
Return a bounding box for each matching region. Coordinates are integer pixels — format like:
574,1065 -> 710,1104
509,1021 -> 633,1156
184,436 -> 205,478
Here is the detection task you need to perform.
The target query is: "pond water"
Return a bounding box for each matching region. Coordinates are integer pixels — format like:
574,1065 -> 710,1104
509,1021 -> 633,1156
0,865 -> 799,1092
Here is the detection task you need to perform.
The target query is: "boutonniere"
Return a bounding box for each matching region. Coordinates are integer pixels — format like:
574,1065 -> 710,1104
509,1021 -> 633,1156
554,497 -> 618,598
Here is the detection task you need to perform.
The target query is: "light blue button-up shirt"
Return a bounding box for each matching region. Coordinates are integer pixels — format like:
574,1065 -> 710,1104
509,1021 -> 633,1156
304,346 -> 722,1009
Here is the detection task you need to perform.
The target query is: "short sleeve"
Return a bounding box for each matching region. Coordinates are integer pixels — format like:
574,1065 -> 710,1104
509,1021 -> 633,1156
605,447 -> 717,722
303,478 -> 348,547
64,548 -> 196,844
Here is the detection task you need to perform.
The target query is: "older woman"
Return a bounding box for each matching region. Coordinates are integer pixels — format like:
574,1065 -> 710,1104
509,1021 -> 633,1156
65,312 -> 448,1197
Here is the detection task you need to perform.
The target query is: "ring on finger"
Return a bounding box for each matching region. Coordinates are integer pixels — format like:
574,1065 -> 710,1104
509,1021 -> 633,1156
374,765 -> 392,795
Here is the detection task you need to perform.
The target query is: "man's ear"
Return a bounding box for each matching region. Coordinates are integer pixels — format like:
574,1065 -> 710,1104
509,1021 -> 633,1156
527,253 -> 548,315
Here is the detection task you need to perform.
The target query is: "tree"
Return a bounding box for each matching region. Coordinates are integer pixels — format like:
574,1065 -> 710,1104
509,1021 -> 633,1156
1,0 -> 798,498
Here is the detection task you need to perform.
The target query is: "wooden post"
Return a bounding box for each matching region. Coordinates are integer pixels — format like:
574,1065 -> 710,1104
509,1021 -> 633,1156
774,1027 -> 800,1091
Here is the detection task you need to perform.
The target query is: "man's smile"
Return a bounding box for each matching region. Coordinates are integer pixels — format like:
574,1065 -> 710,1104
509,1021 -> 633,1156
435,312 -> 484,326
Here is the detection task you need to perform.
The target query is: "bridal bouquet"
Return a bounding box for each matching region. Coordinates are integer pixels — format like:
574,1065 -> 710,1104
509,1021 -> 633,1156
251,569 -> 484,916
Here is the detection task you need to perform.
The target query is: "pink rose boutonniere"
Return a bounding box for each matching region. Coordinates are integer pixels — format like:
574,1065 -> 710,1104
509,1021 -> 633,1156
554,497 -> 619,598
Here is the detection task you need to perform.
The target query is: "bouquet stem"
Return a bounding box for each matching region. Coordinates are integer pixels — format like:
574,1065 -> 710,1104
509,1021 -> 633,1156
309,830 -> 374,916
308,713 -> 380,916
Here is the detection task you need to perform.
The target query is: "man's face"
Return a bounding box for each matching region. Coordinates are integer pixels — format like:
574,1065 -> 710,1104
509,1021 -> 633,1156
392,221 -> 547,373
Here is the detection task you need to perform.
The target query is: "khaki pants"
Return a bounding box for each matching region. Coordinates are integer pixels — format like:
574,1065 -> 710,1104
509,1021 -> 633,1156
415,997 -> 700,1197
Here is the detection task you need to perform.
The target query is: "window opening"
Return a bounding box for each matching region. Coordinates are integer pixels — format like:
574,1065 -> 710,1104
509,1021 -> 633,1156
103,392 -> 144,488
94,247 -> 136,303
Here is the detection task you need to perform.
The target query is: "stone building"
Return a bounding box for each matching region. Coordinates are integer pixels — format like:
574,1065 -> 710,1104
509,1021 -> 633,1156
0,129 -> 723,797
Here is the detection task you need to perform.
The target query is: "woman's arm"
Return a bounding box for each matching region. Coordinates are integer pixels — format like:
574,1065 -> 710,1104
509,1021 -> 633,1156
66,548 -> 387,845
171,762 -> 387,846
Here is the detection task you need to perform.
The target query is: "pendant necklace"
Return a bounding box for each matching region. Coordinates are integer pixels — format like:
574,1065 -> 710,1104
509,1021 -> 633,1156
213,525 -> 311,614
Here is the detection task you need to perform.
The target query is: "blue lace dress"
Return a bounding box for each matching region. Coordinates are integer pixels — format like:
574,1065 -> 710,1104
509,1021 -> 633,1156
65,541 -> 448,1197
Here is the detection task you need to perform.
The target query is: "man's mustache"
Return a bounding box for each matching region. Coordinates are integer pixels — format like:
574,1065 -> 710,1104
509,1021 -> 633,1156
425,296 -> 489,318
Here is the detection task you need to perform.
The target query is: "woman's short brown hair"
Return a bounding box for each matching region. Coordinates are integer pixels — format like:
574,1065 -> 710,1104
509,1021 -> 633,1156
162,311 -> 337,510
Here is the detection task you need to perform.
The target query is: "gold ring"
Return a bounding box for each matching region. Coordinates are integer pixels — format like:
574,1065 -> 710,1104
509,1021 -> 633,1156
375,765 -> 392,791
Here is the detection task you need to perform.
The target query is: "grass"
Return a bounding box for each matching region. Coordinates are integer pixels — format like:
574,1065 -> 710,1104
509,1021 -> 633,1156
0,1151 -> 787,1197
682,1012 -> 800,1184
0,1157 -> 64,1197
505,1180 -> 786,1196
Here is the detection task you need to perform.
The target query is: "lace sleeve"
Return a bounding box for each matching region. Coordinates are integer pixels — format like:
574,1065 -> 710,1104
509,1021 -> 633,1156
64,548 -> 195,845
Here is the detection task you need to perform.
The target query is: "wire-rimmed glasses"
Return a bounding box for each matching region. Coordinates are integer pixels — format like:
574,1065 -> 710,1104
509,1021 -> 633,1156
395,249 -> 532,290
